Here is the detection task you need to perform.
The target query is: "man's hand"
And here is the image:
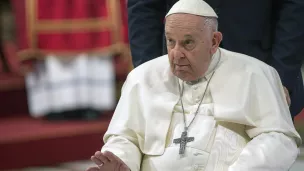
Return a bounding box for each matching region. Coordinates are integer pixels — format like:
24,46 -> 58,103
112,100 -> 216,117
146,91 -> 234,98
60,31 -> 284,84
283,86 -> 291,106
86,166 -> 101,171
86,151 -> 130,171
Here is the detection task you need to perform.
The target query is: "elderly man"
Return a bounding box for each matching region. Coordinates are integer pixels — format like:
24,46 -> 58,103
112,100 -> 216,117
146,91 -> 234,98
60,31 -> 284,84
86,0 -> 302,170
127,0 -> 304,119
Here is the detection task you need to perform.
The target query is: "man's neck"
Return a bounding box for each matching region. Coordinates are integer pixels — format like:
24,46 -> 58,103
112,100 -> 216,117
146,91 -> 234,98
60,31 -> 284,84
186,78 -> 204,85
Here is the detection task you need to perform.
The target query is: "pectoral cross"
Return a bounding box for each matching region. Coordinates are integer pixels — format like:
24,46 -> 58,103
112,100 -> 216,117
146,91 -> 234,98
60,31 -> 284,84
173,131 -> 194,155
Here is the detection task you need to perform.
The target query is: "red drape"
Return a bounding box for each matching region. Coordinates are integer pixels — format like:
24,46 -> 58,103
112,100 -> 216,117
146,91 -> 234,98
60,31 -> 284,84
10,0 -> 129,60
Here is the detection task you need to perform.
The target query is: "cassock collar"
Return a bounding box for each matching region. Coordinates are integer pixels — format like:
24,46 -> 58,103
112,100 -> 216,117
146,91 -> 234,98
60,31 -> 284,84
205,48 -> 221,79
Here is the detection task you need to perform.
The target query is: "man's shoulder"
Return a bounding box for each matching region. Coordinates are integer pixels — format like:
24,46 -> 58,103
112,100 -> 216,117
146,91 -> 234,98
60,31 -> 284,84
135,55 -> 169,70
131,55 -> 169,76
126,55 -> 170,83
221,48 -> 274,74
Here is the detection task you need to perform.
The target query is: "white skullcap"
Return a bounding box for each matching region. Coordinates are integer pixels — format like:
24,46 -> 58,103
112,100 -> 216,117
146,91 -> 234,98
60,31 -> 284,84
165,0 -> 218,18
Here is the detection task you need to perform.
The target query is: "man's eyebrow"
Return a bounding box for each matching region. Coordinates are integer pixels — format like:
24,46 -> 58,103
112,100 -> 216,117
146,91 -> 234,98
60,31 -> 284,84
184,34 -> 194,38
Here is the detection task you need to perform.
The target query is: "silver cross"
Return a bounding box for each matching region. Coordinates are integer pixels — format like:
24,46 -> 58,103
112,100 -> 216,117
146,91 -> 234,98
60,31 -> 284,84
173,131 -> 194,154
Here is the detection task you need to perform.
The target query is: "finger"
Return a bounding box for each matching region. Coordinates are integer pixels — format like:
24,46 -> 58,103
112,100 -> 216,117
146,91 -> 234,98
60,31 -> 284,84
103,151 -> 123,163
91,156 -> 104,166
95,151 -> 110,164
283,87 -> 291,106
283,86 -> 288,94
286,94 -> 291,106
119,164 -> 131,171
114,162 -> 122,171
86,166 -> 100,171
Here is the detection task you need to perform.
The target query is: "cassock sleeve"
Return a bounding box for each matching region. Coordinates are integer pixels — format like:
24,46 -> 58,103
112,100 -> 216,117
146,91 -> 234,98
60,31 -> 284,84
228,66 -> 302,171
127,0 -> 166,67
101,73 -> 143,171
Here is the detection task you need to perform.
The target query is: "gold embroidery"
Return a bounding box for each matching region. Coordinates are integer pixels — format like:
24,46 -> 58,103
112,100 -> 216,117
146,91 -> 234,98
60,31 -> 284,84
17,42 -> 128,61
36,19 -> 112,32
25,0 -> 37,49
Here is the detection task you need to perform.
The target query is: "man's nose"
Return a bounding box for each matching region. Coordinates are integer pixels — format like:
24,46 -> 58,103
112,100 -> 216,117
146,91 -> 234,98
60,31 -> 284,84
171,46 -> 185,61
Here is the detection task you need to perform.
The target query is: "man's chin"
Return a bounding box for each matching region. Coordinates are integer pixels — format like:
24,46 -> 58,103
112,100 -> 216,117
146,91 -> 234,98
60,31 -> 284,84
173,72 -> 194,82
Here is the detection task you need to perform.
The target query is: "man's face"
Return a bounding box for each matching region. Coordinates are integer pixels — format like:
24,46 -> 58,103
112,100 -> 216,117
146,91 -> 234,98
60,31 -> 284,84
165,14 -> 219,82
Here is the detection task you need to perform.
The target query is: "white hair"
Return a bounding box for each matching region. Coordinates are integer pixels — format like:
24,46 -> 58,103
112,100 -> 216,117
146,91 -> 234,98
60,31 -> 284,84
203,17 -> 218,32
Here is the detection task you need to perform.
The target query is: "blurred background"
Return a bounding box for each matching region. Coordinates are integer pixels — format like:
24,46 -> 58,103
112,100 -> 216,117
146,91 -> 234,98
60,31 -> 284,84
0,0 -> 303,171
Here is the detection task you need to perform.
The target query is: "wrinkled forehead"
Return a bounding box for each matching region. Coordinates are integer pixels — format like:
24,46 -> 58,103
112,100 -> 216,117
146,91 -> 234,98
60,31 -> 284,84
165,14 -> 205,33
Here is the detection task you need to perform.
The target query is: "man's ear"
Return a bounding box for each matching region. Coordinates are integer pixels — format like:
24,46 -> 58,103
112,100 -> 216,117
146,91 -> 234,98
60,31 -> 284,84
211,31 -> 222,54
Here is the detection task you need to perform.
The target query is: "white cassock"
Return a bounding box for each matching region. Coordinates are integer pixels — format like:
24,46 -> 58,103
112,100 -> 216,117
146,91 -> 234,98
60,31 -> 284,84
101,48 -> 302,171
25,54 -> 115,117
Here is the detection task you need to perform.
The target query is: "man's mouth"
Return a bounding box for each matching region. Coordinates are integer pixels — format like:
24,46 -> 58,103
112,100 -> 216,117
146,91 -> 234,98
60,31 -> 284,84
174,64 -> 188,67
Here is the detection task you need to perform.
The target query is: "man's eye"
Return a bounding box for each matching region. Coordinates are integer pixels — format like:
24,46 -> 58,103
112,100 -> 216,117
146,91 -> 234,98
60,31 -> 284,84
184,40 -> 195,50
167,39 -> 175,45
184,40 -> 193,45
